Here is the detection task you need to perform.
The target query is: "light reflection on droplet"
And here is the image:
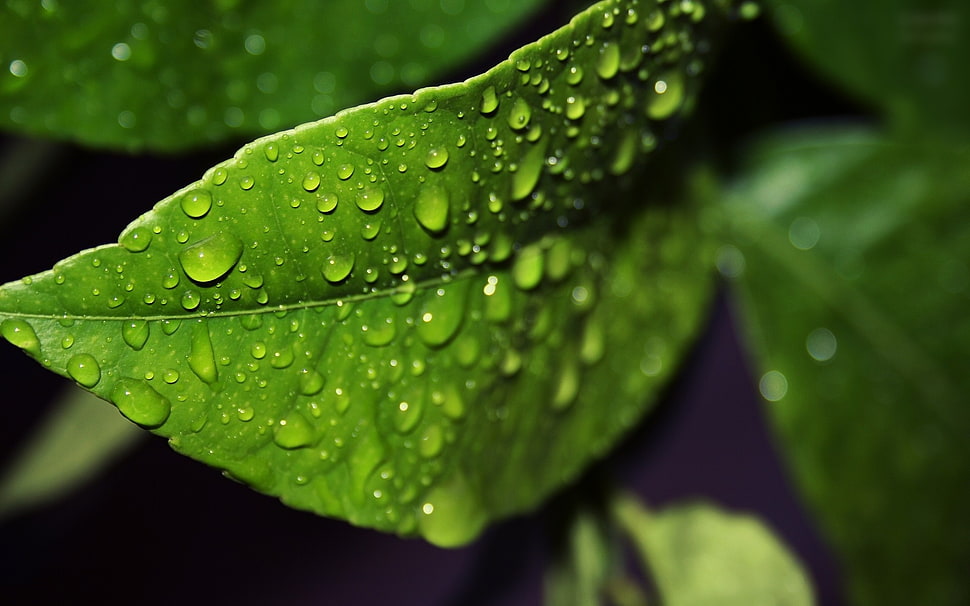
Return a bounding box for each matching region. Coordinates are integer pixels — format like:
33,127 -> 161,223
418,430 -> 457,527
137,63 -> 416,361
806,328 -> 837,362
715,245 -> 745,278
759,370 -> 789,402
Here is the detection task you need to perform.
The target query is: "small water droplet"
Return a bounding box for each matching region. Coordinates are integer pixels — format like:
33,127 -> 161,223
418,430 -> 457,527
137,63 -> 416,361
178,231 -> 244,283
180,190 -> 212,219
67,353 -> 101,387
240,175 -> 255,190
111,378 -> 171,427
337,163 -> 355,180
480,86 -> 499,115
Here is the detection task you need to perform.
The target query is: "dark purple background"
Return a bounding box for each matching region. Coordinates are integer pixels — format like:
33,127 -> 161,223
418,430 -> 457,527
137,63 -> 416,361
0,10 -> 858,605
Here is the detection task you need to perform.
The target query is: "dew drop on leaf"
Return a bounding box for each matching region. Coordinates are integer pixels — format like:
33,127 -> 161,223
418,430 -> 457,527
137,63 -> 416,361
322,253 -> 355,283
316,192 -> 339,213
480,85 -> 499,115
414,185 -> 450,234
424,147 -> 449,170
180,190 -> 212,219
274,413 -> 315,449
122,320 -> 150,350
111,378 -> 171,428
596,41 -> 621,79
507,97 -> 532,131
302,171 -> 322,192
178,231 -> 244,283
646,71 -> 685,120
66,353 -> 101,388
1,319 -> 41,356
119,226 -> 153,252
355,186 -> 385,212
188,322 -> 218,384
337,163 -> 355,180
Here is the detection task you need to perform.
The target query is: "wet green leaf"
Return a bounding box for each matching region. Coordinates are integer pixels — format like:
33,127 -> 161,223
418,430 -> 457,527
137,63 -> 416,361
720,126 -> 970,605
614,495 -> 814,605
0,0 -> 735,545
0,384 -> 144,519
0,0 -> 544,151
764,0 -> 970,136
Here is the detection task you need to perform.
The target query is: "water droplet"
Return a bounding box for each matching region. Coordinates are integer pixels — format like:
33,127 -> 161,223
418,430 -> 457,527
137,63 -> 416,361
566,65 -> 584,86
178,231 -> 244,283
552,363 -> 580,410
414,185 -> 450,235
417,288 -> 465,348
418,424 -> 444,458
299,369 -> 325,396
362,317 -> 396,347
67,353 -> 101,387
425,147 -> 449,170
122,320 -> 150,350
302,171 -> 321,192
180,190 -> 212,219
274,413 -> 315,449
1,320 -> 41,356
789,217 -> 821,250
759,370 -> 788,402
596,42 -> 621,79
323,253 -> 355,283
506,97 -> 532,131
269,347 -> 294,369
119,226 -> 153,252
188,322 -> 218,383
511,140 -> 547,201
212,167 -> 229,185
646,71 -> 685,120
610,130 -> 638,176
356,187 -> 385,212
316,192 -> 338,213
806,328 -> 837,362
264,143 -> 279,162
240,176 -> 255,190
393,399 -> 422,434
565,96 -> 586,120
337,163 -> 355,180
417,473 -> 486,548
112,378 -> 171,428
512,245 -> 544,291
480,86 -> 499,115
483,276 -> 512,323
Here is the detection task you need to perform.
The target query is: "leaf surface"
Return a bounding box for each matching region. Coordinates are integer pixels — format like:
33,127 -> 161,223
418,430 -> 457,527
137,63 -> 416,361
0,0 -> 735,545
0,0 -> 543,150
720,126 -> 970,604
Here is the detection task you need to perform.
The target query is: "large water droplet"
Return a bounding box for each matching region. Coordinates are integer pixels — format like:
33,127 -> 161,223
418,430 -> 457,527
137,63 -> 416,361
424,147 -> 449,170
506,97 -> 532,131
565,96 -> 586,120
112,378 -> 171,428
417,288 -> 466,348
302,171 -> 321,192
511,140 -> 547,201
188,322 -> 218,384
180,190 -> 212,219
1,319 -> 40,356
418,424 -> 444,458
67,353 -> 101,388
299,369 -> 326,395
323,253 -> 355,283
122,320 -> 150,350
512,245 -> 544,291
356,187 -> 385,212
417,473 -> 486,548
414,185 -> 450,235
179,231 -> 244,283
274,413 -> 315,449
596,42 -> 621,79
119,226 -> 153,252
646,71 -> 686,120
610,130 -> 638,176
337,163 -> 355,180
480,86 -> 499,115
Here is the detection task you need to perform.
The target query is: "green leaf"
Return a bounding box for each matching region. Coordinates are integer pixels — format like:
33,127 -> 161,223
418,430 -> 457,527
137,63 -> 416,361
720,126 -> 970,605
0,383 -> 144,518
0,0 -> 734,545
613,495 -> 814,605
764,0 -> 970,136
0,0 -> 544,151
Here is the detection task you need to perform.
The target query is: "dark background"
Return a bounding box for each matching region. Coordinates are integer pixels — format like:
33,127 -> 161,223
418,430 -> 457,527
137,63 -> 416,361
0,10 -> 860,605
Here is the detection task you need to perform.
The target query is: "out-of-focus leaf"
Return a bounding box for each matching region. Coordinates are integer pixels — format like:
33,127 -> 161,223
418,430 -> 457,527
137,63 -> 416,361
0,0 -> 544,151
614,495 -> 814,605
0,0 -> 737,545
0,383 -> 143,518
720,126 -> 970,605
764,0 -> 970,136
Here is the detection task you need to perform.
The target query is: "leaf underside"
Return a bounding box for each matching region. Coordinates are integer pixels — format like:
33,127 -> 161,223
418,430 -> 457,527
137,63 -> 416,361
0,0 -> 735,545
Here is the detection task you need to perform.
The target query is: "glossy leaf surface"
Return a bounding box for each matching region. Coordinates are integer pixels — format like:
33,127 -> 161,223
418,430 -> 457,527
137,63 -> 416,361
0,0 -> 734,545
614,496 -> 814,605
0,0 -> 543,150
721,127 -> 970,605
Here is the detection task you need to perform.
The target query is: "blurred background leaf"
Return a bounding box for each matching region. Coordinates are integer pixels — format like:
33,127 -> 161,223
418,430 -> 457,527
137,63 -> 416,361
719,126 -> 970,605
0,0 -> 544,150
